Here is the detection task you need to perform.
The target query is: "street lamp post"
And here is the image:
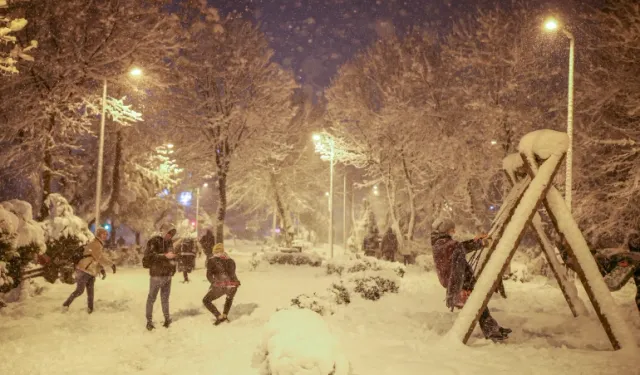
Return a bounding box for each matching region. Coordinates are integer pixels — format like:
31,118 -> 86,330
195,187 -> 200,238
545,18 -> 575,212
343,171 -> 347,251
94,68 -> 142,229
313,133 -> 335,258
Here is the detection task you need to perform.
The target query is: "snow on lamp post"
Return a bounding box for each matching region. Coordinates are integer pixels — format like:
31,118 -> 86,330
313,133 -> 335,258
94,67 -> 143,229
544,18 -> 575,212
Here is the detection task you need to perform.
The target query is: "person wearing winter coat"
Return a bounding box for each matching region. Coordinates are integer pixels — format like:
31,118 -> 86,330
629,233 -> 640,312
200,229 -> 216,258
380,227 -> 398,262
62,227 -> 116,313
143,223 -> 177,331
177,238 -> 197,283
431,219 -> 511,342
202,243 -> 241,325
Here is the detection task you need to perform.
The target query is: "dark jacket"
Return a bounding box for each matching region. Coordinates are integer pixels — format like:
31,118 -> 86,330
200,231 -> 216,256
430,232 -> 483,288
144,235 -> 176,277
381,228 -> 398,255
206,253 -> 241,287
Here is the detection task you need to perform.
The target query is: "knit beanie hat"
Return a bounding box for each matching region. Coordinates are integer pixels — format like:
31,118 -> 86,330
213,243 -> 225,254
436,219 -> 456,234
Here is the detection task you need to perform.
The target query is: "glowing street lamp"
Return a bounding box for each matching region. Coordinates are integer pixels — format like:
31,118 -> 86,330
166,143 -> 174,149
543,16 -> 575,212
95,67 -> 143,229
130,67 -> 143,76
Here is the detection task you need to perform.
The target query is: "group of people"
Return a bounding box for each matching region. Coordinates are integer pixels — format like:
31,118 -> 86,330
61,224 -> 241,331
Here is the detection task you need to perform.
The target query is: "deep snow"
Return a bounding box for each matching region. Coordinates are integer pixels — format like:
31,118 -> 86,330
1,244 -> 639,375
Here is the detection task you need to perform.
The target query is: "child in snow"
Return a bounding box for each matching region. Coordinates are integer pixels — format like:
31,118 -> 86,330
62,227 -> 116,314
202,243 -> 241,325
431,219 -> 511,341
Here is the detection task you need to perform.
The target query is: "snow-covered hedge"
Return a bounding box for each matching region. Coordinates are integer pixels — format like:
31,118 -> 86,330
289,283 -> 351,316
351,274 -> 399,301
0,200 -> 46,292
325,255 -> 405,278
263,251 -> 323,267
253,308 -> 350,375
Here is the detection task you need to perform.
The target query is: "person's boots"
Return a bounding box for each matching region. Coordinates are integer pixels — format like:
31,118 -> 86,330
163,318 -> 172,328
499,327 -> 512,336
214,315 -> 228,326
87,307 -> 93,314
146,321 -> 155,331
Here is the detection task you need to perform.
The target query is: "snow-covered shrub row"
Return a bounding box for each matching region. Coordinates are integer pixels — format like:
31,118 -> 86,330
350,272 -> 400,301
0,200 -> 46,292
415,254 -> 435,272
252,308 -> 350,375
325,255 -> 406,278
263,251 -> 323,267
289,283 -> 351,316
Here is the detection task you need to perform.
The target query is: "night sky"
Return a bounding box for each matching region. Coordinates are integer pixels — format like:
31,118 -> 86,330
211,0 -> 496,99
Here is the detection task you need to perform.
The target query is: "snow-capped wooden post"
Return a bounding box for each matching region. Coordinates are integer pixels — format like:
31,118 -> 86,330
530,176 -> 636,350
502,153 -> 588,318
449,131 -> 566,345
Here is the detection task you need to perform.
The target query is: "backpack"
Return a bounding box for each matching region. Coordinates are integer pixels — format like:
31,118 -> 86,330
70,244 -> 91,266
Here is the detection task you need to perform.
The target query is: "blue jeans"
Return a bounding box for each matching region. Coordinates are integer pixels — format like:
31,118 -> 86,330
146,276 -> 172,322
63,270 -> 95,310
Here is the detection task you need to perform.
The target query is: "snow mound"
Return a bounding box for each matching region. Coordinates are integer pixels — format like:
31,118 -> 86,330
288,283 -> 351,316
415,254 -> 435,272
518,129 -> 569,160
253,308 -> 350,375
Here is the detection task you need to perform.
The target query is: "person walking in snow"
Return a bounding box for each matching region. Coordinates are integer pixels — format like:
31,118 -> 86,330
430,219 -> 511,341
62,227 -> 116,314
380,227 -> 398,262
143,223 -> 177,331
202,243 -> 241,325
177,237 -> 197,283
200,229 -> 215,258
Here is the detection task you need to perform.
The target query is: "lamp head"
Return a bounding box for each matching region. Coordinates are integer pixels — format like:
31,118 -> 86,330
544,18 -> 559,31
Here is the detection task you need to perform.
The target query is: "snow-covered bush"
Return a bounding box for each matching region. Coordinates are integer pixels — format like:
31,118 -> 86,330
0,200 -> 46,291
289,283 -> 351,316
415,254 -> 435,272
263,251 -> 323,267
40,194 -> 93,284
325,255 -> 406,278
351,273 -> 400,301
252,308 -> 350,375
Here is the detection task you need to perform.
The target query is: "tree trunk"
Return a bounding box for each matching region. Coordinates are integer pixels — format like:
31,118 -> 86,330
215,168 -> 228,244
39,114 -> 56,220
104,129 -> 123,239
270,172 -> 292,247
401,155 -> 416,241
383,170 -> 405,251
135,232 -> 141,246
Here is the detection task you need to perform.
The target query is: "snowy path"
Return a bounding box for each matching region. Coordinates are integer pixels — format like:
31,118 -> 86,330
1,254 -> 639,375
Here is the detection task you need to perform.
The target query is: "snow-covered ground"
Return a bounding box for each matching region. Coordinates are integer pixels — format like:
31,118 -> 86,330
1,244 -> 639,375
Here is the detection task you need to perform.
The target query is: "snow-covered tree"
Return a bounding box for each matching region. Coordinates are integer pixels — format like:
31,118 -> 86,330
0,0 -> 37,75
0,200 -> 45,291
0,0 -> 180,219
175,5 -> 297,244
573,0 -> 640,246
